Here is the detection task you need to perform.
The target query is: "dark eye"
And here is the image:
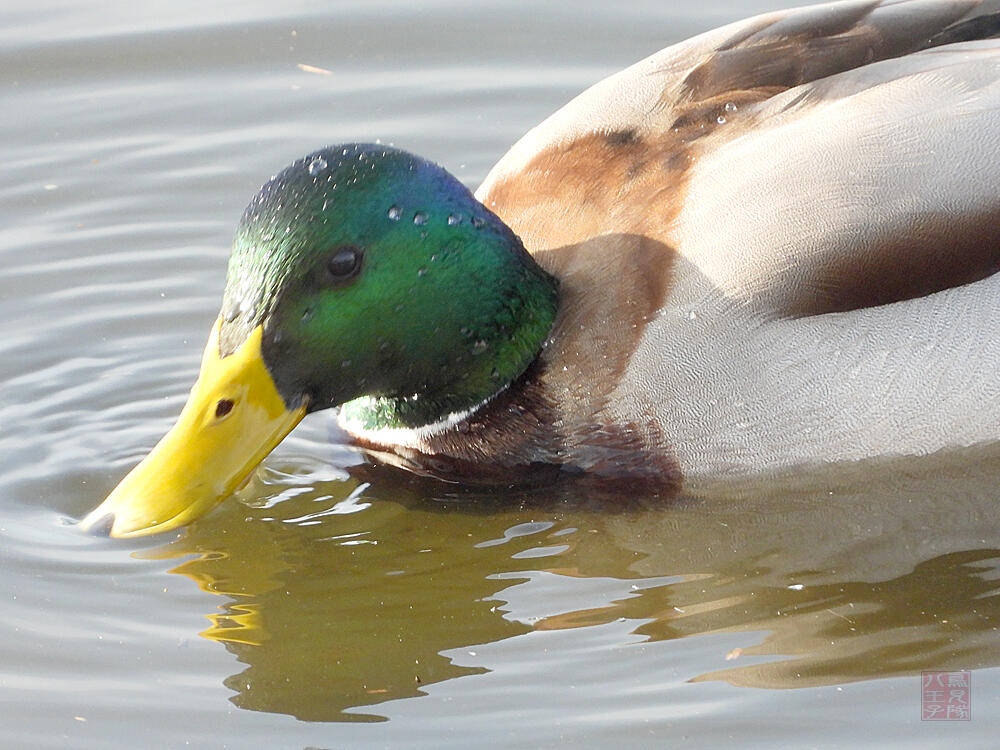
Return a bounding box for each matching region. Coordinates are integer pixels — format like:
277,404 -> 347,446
327,246 -> 363,280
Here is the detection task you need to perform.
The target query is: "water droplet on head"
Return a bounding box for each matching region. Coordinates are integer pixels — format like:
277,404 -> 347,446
301,308 -> 313,321
417,267 -> 427,277
447,214 -> 461,226
387,206 -> 402,221
716,115 -> 726,125
308,157 -> 328,176
471,216 -> 485,228
413,212 -> 428,226
471,340 -> 488,355
725,102 -> 738,112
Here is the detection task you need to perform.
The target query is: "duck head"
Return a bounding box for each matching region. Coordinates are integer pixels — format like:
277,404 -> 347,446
81,144 -> 558,537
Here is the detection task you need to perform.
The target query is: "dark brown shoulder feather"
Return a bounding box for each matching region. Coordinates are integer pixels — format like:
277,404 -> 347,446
678,0 -> 996,104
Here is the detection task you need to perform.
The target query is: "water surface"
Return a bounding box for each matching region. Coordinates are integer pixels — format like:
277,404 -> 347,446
2,1 -> 999,747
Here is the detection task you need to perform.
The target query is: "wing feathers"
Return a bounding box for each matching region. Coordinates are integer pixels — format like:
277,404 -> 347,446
679,0 -> 986,103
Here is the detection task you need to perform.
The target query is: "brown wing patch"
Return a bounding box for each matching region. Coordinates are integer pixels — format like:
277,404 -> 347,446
783,209 -> 1000,317
678,0 -> 981,105
483,127 -> 705,252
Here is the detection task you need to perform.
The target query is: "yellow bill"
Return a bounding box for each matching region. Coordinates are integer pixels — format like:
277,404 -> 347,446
80,318 -> 307,538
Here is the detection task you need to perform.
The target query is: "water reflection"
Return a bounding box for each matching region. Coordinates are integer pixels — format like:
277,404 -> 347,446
142,448 -> 1000,721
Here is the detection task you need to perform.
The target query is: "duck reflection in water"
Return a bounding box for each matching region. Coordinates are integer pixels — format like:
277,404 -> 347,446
139,450 -> 1000,722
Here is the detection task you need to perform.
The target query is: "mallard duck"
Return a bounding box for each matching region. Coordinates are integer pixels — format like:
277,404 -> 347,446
82,0 -> 1000,537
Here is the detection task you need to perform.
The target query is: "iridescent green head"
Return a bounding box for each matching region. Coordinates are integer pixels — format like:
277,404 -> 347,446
219,143 -> 559,429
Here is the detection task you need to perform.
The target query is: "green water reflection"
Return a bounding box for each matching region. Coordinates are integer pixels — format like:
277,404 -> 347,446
142,448 -> 1000,722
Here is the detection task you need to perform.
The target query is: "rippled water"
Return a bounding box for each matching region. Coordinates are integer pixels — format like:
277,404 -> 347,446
3,1 -> 1000,747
